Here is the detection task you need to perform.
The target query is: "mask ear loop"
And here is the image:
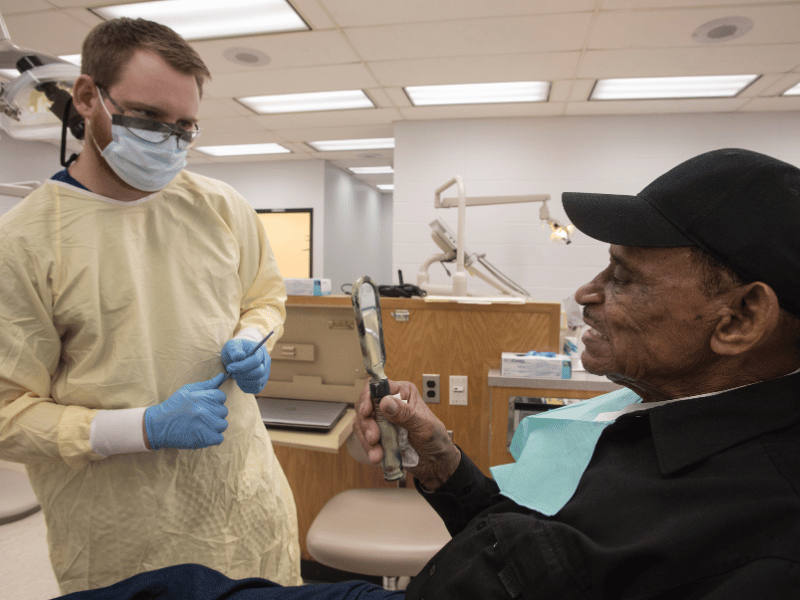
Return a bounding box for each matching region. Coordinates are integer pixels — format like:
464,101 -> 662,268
60,96 -> 80,168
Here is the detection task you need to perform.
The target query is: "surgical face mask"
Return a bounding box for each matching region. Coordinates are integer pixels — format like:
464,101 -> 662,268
94,90 -> 198,192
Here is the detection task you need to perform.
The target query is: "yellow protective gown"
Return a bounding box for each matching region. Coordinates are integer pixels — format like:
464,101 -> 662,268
0,171 -> 302,593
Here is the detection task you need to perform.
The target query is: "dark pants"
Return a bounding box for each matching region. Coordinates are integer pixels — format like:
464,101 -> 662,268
55,564 -> 406,600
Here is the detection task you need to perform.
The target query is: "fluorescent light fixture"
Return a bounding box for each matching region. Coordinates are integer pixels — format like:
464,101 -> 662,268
238,90 -> 374,114
783,82 -> 800,96
378,184 -> 394,191
350,166 -> 394,175
92,0 -> 308,41
195,143 -> 291,156
405,81 -> 549,106
591,75 -> 758,100
308,138 -> 395,152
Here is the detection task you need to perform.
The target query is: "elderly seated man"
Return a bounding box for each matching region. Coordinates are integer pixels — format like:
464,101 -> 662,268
56,148 -> 800,599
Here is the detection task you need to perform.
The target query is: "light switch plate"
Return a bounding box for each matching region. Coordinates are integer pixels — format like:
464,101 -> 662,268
449,375 -> 468,405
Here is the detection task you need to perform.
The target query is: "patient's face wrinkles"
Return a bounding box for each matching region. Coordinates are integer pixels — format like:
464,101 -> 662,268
575,245 -> 726,402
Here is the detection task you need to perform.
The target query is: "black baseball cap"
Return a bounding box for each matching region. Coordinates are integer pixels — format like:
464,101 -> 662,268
562,148 -> 800,316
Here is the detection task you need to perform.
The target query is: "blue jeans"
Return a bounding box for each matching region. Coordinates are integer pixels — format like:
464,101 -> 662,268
56,564 -> 406,600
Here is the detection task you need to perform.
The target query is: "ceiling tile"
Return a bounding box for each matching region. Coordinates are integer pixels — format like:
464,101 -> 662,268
323,0 -> 597,27
565,97 -> 749,115
305,147 -> 394,162
61,7 -> 104,28
190,129 -> 290,147
4,9 -> 92,55
757,73 -> 800,97
196,116 -> 268,134
590,5 -> 800,49
368,52 -> 582,87
577,45 -> 800,78
0,0 -> 52,14
600,0 -> 782,9
289,0 -> 337,29
738,96 -> 800,112
251,107 -> 401,130
343,14 -> 594,61
277,123 -> 394,142
204,64 -> 379,98
198,97 -> 255,119
192,30 -> 360,73
398,102 -> 567,120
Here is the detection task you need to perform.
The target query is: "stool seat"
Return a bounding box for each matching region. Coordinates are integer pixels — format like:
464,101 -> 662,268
0,467 -> 40,525
307,487 -> 451,577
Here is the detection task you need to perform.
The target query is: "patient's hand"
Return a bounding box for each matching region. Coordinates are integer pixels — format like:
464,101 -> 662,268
354,379 -> 461,491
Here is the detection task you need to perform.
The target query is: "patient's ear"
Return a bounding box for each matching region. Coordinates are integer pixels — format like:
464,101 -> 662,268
710,282 -> 781,356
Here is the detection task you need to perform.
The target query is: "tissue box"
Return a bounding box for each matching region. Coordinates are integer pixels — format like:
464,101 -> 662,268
501,352 -> 572,379
284,278 -> 331,296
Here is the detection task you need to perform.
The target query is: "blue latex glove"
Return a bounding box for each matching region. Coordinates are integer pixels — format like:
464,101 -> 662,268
221,338 -> 272,394
145,373 -> 228,450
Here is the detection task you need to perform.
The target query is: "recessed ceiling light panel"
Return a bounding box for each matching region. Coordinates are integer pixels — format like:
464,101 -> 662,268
309,138 -> 395,152
405,81 -> 549,106
195,143 -> 291,156
783,82 -> 800,97
239,90 -> 374,114
93,0 -> 308,41
692,17 -> 754,44
349,166 -> 394,175
591,75 -> 759,100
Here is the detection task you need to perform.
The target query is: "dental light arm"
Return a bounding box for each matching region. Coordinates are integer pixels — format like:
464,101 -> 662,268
418,176 -> 572,297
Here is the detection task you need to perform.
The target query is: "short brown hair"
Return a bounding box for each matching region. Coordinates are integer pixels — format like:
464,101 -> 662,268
81,18 -> 211,96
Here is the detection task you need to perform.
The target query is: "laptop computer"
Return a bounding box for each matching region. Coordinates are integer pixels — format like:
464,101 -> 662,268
257,397 -> 349,432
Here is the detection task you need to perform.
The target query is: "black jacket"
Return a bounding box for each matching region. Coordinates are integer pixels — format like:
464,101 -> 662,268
406,372 -> 800,599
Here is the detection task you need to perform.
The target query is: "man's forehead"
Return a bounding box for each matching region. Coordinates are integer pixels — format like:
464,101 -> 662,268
609,245 -> 695,271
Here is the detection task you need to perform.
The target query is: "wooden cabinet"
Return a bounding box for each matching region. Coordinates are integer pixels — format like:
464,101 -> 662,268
269,295 -> 560,559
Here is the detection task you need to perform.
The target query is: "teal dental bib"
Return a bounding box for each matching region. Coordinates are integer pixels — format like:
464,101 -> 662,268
490,387 -> 641,516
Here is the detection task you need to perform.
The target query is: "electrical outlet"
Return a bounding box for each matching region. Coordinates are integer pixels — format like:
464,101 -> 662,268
422,374 -> 440,403
449,375 -> 468,405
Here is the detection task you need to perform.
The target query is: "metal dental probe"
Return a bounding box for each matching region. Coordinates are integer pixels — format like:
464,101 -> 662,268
219,330 -> 274,385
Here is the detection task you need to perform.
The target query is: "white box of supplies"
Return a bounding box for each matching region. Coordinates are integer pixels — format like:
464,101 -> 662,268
501,352 -> 572,379
284,278 -> 331,296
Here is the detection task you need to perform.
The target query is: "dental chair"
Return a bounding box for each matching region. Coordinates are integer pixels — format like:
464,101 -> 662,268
306,434 -> 452,590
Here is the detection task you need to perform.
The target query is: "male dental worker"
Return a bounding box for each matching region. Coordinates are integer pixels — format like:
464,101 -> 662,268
52,148 -> 800,599
0,18 -> 300,594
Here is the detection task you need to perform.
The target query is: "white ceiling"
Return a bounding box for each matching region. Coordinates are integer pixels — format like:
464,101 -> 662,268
2,0 -> 800,189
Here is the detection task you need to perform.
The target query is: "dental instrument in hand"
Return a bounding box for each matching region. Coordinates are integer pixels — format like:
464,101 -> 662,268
219,330 -> 274,385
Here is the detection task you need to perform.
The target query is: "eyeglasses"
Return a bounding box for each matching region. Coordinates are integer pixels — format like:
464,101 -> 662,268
99,87 -> 202,150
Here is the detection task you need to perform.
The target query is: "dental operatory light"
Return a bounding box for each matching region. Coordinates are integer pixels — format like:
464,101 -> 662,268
195,143 -> 291,156
783,82 -> 800,96
590,75 -> 759,100
308,138 -> 395,152
238,90 -> 374,114
0,11 -> 82,141
417,176 -> 573,298
92,0 -> 308,41
539,201 -> 574,244
405,81 -> 550,106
